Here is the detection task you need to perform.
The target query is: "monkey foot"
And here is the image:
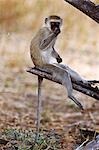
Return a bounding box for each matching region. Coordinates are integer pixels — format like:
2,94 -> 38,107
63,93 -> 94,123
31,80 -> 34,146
88,80 -> 99,85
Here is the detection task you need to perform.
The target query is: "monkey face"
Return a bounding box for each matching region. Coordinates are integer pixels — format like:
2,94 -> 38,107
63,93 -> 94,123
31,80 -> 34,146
50,22 -> 60,31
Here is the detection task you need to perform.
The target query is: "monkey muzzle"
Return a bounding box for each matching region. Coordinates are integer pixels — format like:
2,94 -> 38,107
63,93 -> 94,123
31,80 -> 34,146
50,22 -> 60,32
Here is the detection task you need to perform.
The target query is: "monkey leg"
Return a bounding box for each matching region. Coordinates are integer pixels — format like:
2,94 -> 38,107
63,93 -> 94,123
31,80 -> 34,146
57,64 -> 99,85
55,63 -> 85,82
42,64 -> 83,110
55,63 -> 91,85
61,70 -> 84,110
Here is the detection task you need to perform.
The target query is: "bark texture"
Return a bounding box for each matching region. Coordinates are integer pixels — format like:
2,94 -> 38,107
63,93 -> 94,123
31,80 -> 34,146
64,0 -> 99,23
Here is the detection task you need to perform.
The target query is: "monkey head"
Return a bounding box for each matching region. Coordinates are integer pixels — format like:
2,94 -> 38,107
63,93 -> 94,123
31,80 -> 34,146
45,15 -> 62,32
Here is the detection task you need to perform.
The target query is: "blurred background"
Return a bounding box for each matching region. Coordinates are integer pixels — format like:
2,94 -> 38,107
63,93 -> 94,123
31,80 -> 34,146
0,0 -> 99,131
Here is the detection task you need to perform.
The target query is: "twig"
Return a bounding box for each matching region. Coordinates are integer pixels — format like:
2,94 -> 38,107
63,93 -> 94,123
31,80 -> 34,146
76,138 -> 89,150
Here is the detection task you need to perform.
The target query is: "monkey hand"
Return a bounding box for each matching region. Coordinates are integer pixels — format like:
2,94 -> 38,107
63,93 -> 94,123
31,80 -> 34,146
57,55 -> 62,63
54,28 -> 61,36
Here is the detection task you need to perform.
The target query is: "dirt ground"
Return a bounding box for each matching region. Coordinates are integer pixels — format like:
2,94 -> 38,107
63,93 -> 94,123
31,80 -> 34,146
0,33 -> 99,150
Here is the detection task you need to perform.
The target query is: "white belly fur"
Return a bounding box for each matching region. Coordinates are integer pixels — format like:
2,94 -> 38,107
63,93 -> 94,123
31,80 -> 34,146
42,50 -> 57,64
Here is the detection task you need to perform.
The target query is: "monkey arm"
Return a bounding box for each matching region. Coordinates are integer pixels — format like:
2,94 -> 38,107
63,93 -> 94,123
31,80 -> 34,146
52,48 -> 62,63
39,28 -> 60,50
39,33 -> 56,50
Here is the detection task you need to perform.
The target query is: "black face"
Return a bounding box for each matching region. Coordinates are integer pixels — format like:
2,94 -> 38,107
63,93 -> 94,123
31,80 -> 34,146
50,22 -> 60,31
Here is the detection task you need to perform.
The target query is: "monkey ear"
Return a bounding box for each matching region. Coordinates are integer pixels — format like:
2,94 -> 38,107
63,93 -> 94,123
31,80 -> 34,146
60,18 -> 63,26
45,17 -> 48,24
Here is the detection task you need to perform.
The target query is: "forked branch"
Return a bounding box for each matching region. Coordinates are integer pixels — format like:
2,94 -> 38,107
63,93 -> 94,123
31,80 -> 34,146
27,67 -> 99,100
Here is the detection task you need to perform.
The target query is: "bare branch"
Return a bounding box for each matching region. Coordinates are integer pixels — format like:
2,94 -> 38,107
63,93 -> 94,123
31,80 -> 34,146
27,67 -> 99,101
64,0 -> 99,23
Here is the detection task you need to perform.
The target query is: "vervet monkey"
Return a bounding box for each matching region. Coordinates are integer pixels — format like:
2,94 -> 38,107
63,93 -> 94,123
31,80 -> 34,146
30,15 -> 94,110
30,15 -> 62,67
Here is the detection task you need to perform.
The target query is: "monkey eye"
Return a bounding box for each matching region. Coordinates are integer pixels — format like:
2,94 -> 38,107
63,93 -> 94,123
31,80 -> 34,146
51,22 -> 60,27
56,22 -> 60,26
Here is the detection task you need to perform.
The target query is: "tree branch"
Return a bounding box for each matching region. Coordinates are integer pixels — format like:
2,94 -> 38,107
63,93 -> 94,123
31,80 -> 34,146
64,0 -> 99,23
27,67 -> 99,101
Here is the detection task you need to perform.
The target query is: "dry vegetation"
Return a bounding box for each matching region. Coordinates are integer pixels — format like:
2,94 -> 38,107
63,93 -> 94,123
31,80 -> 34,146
0,0 -> 99,149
